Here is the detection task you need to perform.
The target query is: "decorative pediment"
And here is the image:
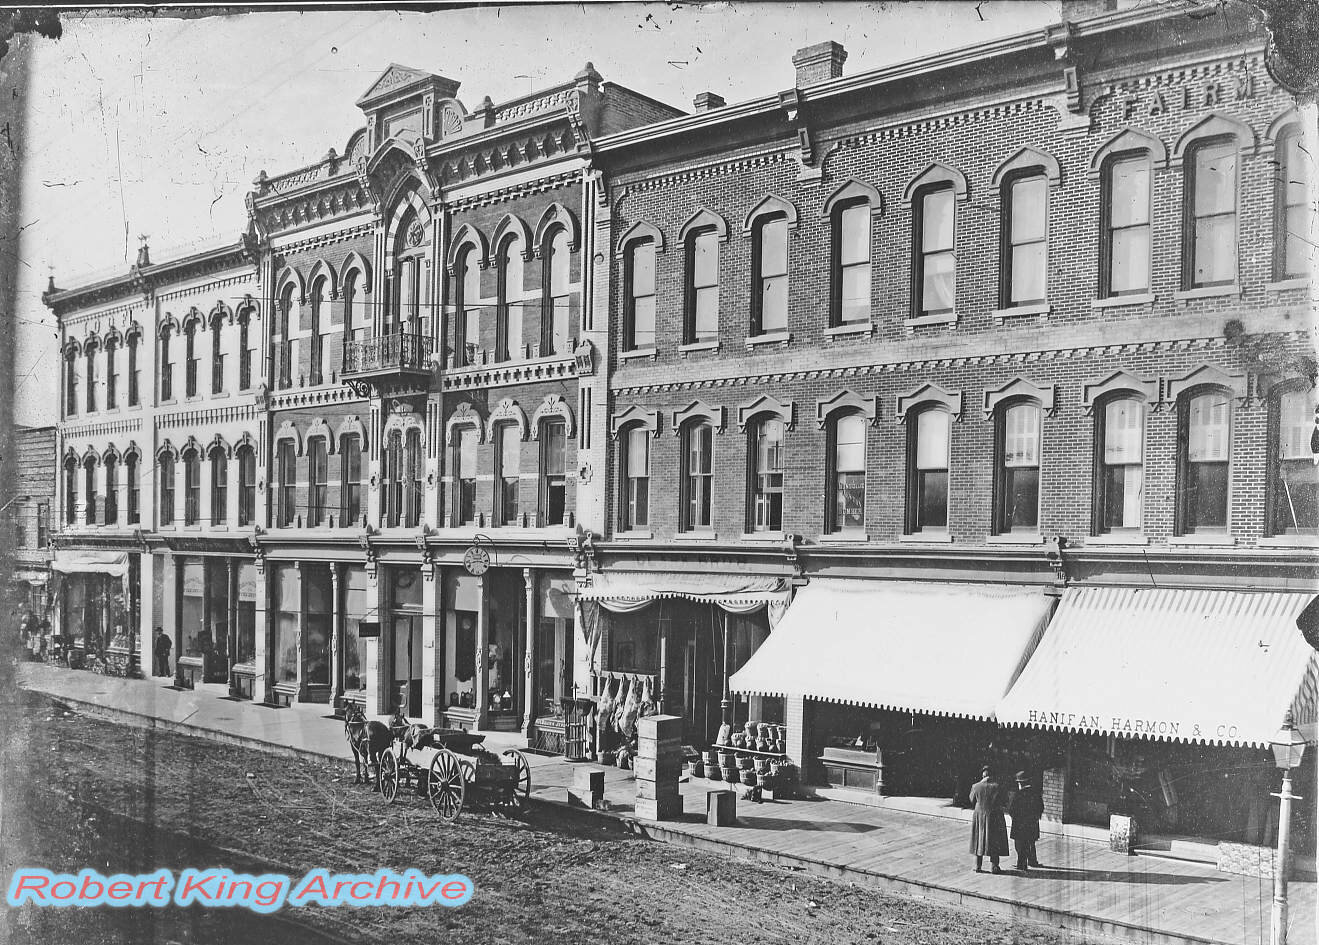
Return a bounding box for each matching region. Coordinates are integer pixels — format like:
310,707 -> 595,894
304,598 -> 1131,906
1088,127 -> 1169,177
678,207 -> 730,244
895,383 -> 963,422
234,431 -> 258,457
273,420 -> 303,455
672,400 -> 726,434
180,435 -> 203,458
307,259 -> 339,301
737,394 -> 795,431
534,203 -> 581,253
485,398 -> 529,442
531,393 -> 575,439
822,179 -> 885,218
1080,370 -> 1159,414
1171,112 -> 1257,166
991,147 -> 1063,190
1163,364 -> 1248,406
615,220 -> 665,257
610,405 -> 660,438
304,418 -> 336,454
356,63 -> 446,108
903,162 -> 969,204
340,252 -> 373,294
275,267 -> 306,306
491,213 -> 535,260
101,442 -> 121,463
334,416 -> 368,451
156,440 -> 179,461
445,402 -> 484,445
446,223 -> 490,275
815,389 -> 879,428
207,434 -> 233,459
983,377 -> 1056,418
742,194 -> 799,235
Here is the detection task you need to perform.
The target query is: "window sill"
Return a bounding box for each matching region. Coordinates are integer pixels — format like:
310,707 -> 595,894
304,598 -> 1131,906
824,322 -> 872,339
1091,293 -> 1155,310
678,530 -> 719,541
744,331 -> 791,349
817,531 -> 869,544
899,530 -> 953,544
1174,284 -> 1240,302
1266,277 -> 1309,293
613,530 -> 653,541
1167,533 -> 1237,546
1086,532 -> 1148,546
619,346 -> 657,361
679,339 -> 720,355
210,525 -> 229,533
903,312 -> 956,329
160,399 -> 178,407
1256,534 -> 1319,548
986,533 -> 1043,545
211,391 -> 230,400
991,302 -> 1051,321
739,531 -> 786,543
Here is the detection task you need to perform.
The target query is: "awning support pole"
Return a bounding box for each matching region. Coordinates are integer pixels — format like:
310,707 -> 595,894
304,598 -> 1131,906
720,609 -> 732,727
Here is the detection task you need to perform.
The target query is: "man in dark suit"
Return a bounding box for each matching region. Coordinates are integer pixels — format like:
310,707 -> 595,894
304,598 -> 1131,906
1008,770 -> 1045,871
152,626 -> 171,677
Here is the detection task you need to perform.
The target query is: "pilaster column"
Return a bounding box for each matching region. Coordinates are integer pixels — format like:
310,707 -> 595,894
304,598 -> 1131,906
226,557 -> 237,685
521,567 -> 537,738
172,555 -> 185,688
474,573 -> 489,730
330,562 -> 343,710
295,561 -> 306,701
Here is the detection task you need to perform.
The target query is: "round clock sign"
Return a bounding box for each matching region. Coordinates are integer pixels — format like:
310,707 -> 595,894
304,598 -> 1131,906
463,545 -> 490,576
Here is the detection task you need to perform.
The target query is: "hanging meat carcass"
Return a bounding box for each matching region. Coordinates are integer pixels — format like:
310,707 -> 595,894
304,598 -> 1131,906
638,675 -> 657,718
618,675 -> 642,738
596,676 -> 619,733
612,675 -> 632,734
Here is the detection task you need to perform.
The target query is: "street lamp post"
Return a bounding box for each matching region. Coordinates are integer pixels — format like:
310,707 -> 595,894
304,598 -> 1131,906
1270,711 -> 1308,945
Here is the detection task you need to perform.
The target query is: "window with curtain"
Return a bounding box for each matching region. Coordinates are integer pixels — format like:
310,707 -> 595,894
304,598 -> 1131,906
182,449 -> 200,525
996,402 -> 1040,533
1276,128 -> 1311,281
540,419 -> 567,526
681,421 -> 713,532
544,228 -> 572,355
237,445 -> 255,527
625,239 -> 656,351
405,429 -> 423,528
383,431 -> 402,528
1180,390 -> 1231,533
908,407 -> 950,533
158,453 -> 174,527
753,215 -> 788,334
495,422 -> 520,526
915,185 -> 955,317
497,236 -> 523,361
457,248 -> 481,366
127,333 -> 140,406
1102,155 -> 1152,297
126,452 -> 140,524
1095,397 -> 1144,533
276,440 -> 296,528
750,417 -> 785,532
1003,173 -> 1048,307
83,457 -> 97,525
686,228 -> 719,343
455,425 -> 478,526
85,343 -> 98,413
620,426 -> 650,531
184,321 -> 199,398
64,457 -> 77,524
211,315 -> 225,393
828,413 -> 866,532
339,434 -> 361,527
307,438 -> 328,527
210,447 -> 228,525
1186,139 -> 1238,288
105,337 -> 118,409
1274,388 -> 1318,534
834,202 -> 871,325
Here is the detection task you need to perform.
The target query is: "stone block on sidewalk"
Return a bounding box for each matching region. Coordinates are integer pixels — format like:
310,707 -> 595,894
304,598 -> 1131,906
568,767 -> 605,809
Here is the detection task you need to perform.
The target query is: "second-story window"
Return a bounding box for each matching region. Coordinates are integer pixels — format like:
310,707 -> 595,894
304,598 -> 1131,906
1274,387 -> 1318,535
276,285 -> 295,390
63,457 -> 77,525
237,445 -> 255,527
210,445 -> 228,526
907,407 -> 950,534
1185,139 -> 1238,288
64,348 -> 77,416
276,440 -> 296,528
828,413 -> 866,533
495,422 -> 520,526
686,228 -> 719,344
1002,173 -> 1048,307
834,202 -> 871,325
540,419 -> 567,526
85,341 -> 98,413
184,320 -> 199,398
620,425 -> 650,531
1102,155 -> 1152,298
127,333 -> 140,406
309,280 -> 325,385
750,417 -> 785,532
995,402 -> 1041,534
1276,128 -> 1311,281
1095,397 -> 1144,533
158,452 -> 174,527
160,327 -> 174,401
339,434 -> 361,528
383,431 -> 403,528
455,426 -> 478,527
37,501 -> 49,546
83,456 -> 98,525
455,246 -> 480,367
105,337 -> 118,410
405,429 -> 423,529
752,215 -> 788,335
1179,390 -> 1231,534
544,228 -> 571,356
624,238 -> 656,351
126,452 -> 139,524
914,185 -> 955,318
104,454 -> 118,525
182,448 -> 200,526
211,314 -> 225,394
307,438 -> 327,527
497,236 -> 523,361
238,310 -> 252,390
680,421 -> 713,532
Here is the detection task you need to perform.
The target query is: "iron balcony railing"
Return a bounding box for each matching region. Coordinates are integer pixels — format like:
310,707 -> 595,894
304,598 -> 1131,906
342,331 -> 435,376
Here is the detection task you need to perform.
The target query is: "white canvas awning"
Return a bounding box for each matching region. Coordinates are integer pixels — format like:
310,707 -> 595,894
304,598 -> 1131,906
729,579 -> 1054,720
51,550 -> 128,578
577,571 -> 789,614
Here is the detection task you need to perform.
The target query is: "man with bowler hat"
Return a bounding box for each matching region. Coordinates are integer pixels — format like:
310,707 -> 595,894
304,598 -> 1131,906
1008,769 -> 1044,871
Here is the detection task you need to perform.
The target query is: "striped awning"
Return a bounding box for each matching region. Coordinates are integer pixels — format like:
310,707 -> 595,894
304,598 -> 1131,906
51,550 -> 127,578
576,571 -> 788,608
997,587 -> 1319,748
728,580 -> 1054,720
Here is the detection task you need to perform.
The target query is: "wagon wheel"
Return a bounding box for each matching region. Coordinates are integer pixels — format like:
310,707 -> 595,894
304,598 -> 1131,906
379,750 -> 400,804
428,749 -> 466,823
502,749 -> 532,809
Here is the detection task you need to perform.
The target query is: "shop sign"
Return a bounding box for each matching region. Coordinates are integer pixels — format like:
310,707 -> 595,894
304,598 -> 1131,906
183,566 -> 204,598
1114,69 -> 1255,124
238,565 -> 258,602
1024,709 -> 1245,741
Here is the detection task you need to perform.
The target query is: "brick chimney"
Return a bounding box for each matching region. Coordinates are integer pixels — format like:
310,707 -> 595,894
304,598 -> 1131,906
693,91 -> 725,113
792,40 -> 847,86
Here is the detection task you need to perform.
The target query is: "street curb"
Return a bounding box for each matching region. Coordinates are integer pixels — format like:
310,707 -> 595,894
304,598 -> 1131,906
26,682 -> 1236,945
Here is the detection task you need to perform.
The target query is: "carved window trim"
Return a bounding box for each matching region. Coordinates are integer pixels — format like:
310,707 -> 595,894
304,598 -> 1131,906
902,162 -> 970,204
737,393 -> 794,432
815,389 -> 879,428
1081,370 -> 1159,415
671,400 -> 726,434
484,397 -> 529,442
983,377 -> 1056,419
610,405 -> 660,438
895,383 -> 963,423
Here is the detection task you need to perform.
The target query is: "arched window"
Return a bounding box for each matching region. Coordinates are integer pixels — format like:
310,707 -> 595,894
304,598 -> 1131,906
343,270 -> 362,345
494,422 -> 520,526
209,445 -> 228,525
126,451 -> 140,524
64,347 -> 78,417
749,417 -> 785,532
84,340 -> 98,413
1094,396 -> 1144,533
833,200 -> 871,326
907,407 -> 950,534
453,425 -> 478,527
307,437 -> 327,526
182,447 -> 200,525
309,279 -> 326,386
339,434 -> 361,528
127,332 -> 140,406
158,452 -> 175,527
405,429 -> 423,528
237,444 -> 256,527
238,309 -> 253,390
543,228 -> 571,355
184,320 -> 200,398
751,214 -> 789,336
624,237 -> 656,352
382,430 -> 403,528
275,439 -> 296,527
685,228 -> 719,344
1000,171 -> 1049,308
619,425 -> 650,532
913,184 -> 956,318
497,236 -> 523,361
1275,126 -> 1310,281
105,336 -> 119,410
1100,153 -> 1152,298
1178,390 -> 1231,534
160,326 -> 174,401
1184,139 -> 1238,289
680,421 -> 714,532
63,455 -> 77,524
83,455 -> 98,525
104,453 -> 119,525
276,284 -> 296,390
995,401 -> 1041,534
1273,386 -> 1318,535
539,419 -> 568,526
211,312 -> 226,394
827,413 -> 866,533
393,211 -> 427,330
455,246 -> 482,366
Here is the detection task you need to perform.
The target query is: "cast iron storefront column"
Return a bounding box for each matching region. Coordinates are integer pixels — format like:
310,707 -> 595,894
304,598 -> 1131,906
172,555 -> 185,688
521,567 -> 537,738
474,573 -> 489,730
330,562 -> 343,711
226,557 -> 238,690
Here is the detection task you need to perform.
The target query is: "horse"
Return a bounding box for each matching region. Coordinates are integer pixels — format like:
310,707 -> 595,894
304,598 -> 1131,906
343,703 -> 393,792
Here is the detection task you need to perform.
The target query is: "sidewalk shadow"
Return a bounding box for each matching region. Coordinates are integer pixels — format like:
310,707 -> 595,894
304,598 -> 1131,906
1012,865 -> 1224,885
711,814 -> 881,834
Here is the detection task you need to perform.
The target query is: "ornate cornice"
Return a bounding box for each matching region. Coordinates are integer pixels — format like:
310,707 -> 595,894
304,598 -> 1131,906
267,385 -> 366,411
440,355 -> 577,392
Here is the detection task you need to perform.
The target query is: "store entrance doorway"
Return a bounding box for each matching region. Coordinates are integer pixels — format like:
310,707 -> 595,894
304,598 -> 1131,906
391,613 -> 422,718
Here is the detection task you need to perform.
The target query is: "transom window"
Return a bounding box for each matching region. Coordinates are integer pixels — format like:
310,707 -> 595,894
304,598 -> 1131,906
1102,155 -> 1152,297
625,239 -> 656,351
1186,140 -> 1238,288
1095,397 -> 1144,533
996,402 -> 1041,533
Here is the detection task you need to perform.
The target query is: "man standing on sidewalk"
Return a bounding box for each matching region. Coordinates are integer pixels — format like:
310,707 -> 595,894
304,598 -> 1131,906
152,626 -> 171,677
1009,770 -> 1044,871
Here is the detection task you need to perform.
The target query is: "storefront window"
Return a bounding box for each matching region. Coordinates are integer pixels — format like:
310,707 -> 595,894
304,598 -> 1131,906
343,567 -> 370,693
304,565 -> 332,687
181,559 -> 205,658
609,609 -> 659,674
274,564 -> 299,684
236,563 -> 257,665
205,558 -> 229,674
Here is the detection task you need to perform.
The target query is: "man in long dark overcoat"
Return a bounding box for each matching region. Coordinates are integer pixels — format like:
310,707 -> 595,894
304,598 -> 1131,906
1008,770 -> 1045,871
968,765 -> 1009,873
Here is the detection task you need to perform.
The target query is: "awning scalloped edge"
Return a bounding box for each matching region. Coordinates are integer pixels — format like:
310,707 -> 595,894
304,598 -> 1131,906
728,689 -> 993,722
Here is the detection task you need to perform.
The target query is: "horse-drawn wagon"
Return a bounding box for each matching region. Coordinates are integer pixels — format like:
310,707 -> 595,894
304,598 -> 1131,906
378,727 -> 532,823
